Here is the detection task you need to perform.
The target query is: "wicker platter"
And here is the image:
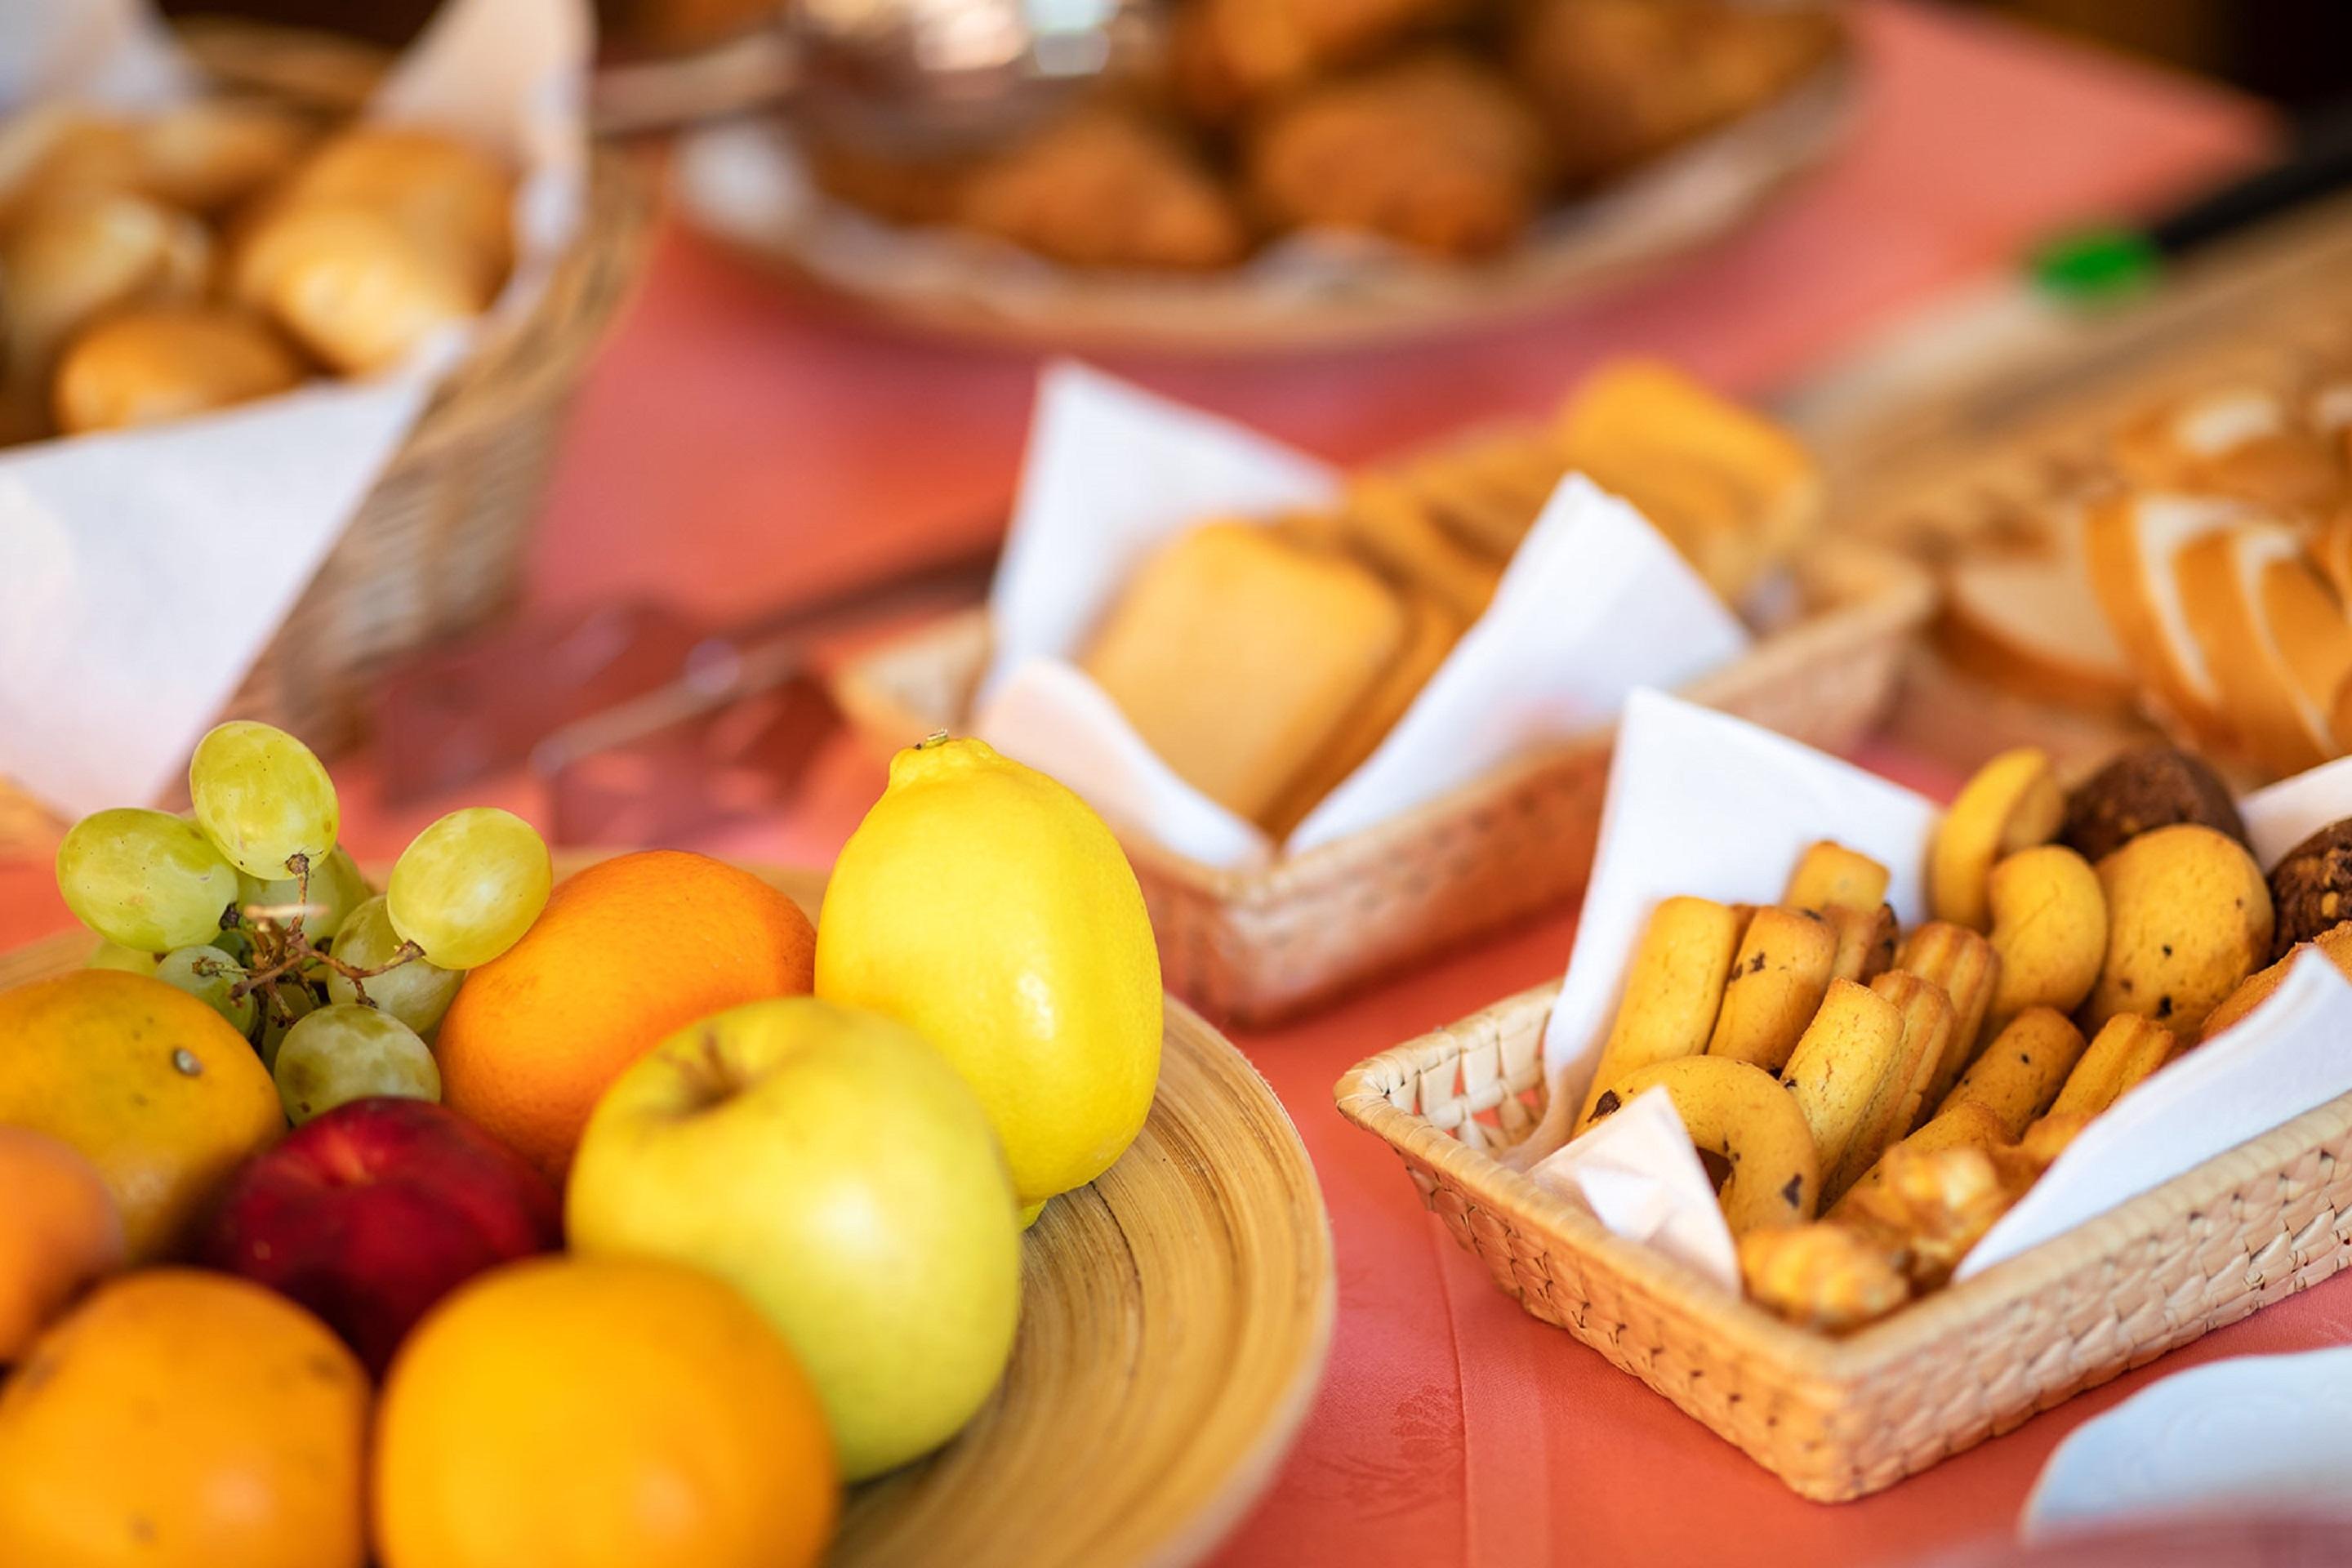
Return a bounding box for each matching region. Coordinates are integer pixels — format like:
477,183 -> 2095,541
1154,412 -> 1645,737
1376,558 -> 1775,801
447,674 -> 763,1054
0,860 -> 1337,1568
672,55 -> 1854,354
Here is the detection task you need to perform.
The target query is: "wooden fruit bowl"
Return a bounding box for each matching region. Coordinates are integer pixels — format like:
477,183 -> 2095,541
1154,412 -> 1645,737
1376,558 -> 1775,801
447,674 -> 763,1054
0,859 -> 1336,1568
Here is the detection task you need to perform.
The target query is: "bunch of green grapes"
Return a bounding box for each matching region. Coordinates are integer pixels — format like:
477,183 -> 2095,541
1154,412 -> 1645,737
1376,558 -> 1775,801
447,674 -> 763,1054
56,720 -> 554,1125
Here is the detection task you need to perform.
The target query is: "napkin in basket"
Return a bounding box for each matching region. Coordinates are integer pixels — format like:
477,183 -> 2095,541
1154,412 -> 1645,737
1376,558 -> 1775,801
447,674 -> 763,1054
0,0 -> 589,822
1512,690 -> 2352,1294
972,363 -> 1749,870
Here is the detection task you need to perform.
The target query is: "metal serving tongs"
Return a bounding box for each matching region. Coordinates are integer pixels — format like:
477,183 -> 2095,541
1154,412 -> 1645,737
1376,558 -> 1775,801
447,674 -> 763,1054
370,538 -> 999,844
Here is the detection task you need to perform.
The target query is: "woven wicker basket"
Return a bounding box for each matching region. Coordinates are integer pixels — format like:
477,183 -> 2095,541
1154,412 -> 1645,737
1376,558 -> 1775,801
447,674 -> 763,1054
220,149 -> 652,750
832,541 -> 1934,1027
153,24 -> 658,751
1335,980 -> 2352,1502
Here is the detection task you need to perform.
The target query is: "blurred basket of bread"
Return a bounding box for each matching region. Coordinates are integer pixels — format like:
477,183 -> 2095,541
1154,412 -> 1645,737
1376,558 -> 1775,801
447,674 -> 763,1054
837,361 -> 1934,1023
681,0 -> 1852,349
2,22 -> 650,751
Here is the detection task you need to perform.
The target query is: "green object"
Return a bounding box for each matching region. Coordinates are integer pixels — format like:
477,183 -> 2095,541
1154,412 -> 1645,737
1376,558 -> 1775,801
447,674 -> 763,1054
2029,227 -> 2163,303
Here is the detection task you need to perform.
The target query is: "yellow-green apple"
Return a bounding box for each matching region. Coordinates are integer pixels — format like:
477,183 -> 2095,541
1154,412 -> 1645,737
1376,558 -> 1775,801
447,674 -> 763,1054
565,996 -> 1022,1480
199,1097 -> 560,1376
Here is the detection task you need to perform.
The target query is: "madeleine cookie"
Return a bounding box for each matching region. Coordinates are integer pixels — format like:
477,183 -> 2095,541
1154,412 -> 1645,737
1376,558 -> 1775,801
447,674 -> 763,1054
1080,521 -> 1408,828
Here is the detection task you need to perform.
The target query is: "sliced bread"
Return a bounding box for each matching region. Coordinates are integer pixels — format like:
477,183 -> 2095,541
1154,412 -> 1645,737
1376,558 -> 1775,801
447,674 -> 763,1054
1936,502 -> 2136,714
2082,491 -> 2246,749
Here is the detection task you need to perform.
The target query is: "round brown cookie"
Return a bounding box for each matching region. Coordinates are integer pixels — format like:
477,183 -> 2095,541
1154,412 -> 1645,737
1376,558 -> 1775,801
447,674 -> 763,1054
2060,745 -> 2247,866
2268,820 -> 2352,960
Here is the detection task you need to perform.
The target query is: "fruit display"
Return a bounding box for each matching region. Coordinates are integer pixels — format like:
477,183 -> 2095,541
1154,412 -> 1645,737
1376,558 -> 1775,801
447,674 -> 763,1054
199,1098 -> 561,1377
0,719 -> 1167,1565
0,104 -> 517,443
372,1256 -> 838,1568
569,997 -> 1023,1479
1563,742 -> 2346,1334
1076,359 -> 1821,834
817,736 -> 1164,1222
0,1270 -> 370,1568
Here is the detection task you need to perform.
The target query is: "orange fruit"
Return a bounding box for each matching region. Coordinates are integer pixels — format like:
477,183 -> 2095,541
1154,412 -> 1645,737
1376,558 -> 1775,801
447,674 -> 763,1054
0,1127 -> 124,1361
434,850 -> 813,1181
0,971 -> 283,1259
372,1254 -> 838,1568
0,1268 -> 368,1568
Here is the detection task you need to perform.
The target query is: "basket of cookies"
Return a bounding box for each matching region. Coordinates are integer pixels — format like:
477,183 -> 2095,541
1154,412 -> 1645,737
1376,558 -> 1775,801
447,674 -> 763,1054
1337,688 -> 2352,1501
0,0 -> 649,814
675,0 -> 1851,350
834,360 -> 1932,1024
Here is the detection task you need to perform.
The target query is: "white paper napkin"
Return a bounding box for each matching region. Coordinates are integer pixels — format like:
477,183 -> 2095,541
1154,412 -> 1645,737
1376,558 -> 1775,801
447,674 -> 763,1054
1528,1085 -> 1742,1292
2023,1347 -> 2352,1538
0,0 -> 588,821
972,366 -> 1752,868
1508,691 -> 2352,1292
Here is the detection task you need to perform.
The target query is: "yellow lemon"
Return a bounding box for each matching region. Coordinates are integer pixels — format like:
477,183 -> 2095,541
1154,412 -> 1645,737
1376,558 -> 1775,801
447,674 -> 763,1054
816,737 -> 1161,1220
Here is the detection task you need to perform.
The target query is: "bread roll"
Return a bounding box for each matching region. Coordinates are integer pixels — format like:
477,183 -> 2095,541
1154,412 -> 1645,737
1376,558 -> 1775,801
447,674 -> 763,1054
230,202 -> 481,375
276,127 -> 514,300
53,306 -> 304,434
136,100 -> 313,212
2,192 -> 210,385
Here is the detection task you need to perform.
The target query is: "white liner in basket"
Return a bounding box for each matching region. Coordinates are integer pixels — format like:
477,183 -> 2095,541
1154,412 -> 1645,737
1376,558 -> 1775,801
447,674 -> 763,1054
970,363 -> 1749,871
0,0 -> 587,820
1517,688 -> 2352,1292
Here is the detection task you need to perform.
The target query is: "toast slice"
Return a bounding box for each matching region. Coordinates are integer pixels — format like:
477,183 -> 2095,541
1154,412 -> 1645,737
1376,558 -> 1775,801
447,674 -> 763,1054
1080,520 -> 1408,828
2083,491 -> 2246,749
1554,359 -> 1823,603
1936,503 -> 2136,714
1260,586 -> 1463,838
2113,385 -> 2343,514
2259,534 -> 2352,764
1379,424 -> 1566,562
2176,520 -> 2330,774
1323,474 -> 1505,623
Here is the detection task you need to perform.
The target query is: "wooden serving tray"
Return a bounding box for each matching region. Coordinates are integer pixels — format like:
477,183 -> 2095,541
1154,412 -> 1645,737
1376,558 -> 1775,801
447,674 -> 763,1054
3,861 -> 1336,1568
833,541 -> 1934,1027
1336,980 -> 2352,1503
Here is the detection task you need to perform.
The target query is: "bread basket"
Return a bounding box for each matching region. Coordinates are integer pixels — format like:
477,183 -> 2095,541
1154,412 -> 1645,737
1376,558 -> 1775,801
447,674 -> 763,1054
182,24 -> 655,751
1335,979 -> 2352,1501
832,541 -> 1934,1027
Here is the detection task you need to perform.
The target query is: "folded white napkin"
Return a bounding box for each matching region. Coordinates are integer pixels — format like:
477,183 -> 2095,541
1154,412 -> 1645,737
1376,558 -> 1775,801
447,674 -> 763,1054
0,0 -> 589,820
973,364 -> 1750,868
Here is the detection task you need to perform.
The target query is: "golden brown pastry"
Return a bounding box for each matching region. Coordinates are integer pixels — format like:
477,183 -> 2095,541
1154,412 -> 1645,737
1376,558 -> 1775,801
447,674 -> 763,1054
1080,521 -> 1409,827
2,192 -> 212,390
1241,53 -> 1550,259
135,100 -> 314,212
52,306 -> 305,434
1508,0 -> 1840,185
229,203 -> 481,376
274,127 -> 516,300
1169,0 -> 1473,121
952,108 -> 1251,271
1554,359 -> 1824,602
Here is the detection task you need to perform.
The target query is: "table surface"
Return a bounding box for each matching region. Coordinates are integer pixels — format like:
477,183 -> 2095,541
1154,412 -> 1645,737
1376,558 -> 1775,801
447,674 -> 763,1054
1,5 -> 2313,1566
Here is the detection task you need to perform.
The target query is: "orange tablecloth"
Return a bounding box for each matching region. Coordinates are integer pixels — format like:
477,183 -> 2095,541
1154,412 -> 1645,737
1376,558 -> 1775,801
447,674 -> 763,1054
0,6 -> 2301,1565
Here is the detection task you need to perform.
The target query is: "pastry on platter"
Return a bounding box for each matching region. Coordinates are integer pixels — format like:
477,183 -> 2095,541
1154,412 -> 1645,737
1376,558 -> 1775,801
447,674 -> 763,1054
953,107 -> 1251,272
1241,52 -> 1551,259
